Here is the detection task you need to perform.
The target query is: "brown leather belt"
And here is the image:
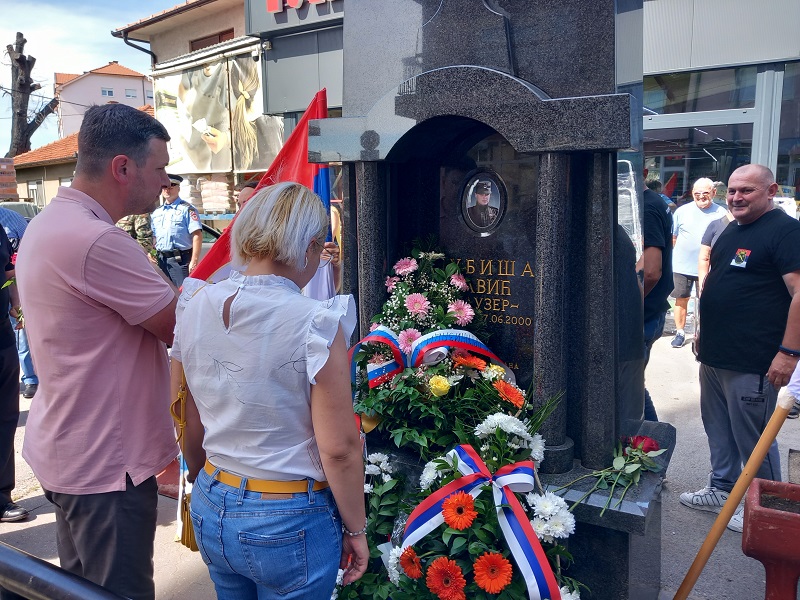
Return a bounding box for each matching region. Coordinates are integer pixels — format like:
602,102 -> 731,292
204,461 -> 329,493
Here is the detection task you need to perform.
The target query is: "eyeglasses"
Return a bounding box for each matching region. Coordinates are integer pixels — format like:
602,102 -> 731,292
693,192 -> 711,198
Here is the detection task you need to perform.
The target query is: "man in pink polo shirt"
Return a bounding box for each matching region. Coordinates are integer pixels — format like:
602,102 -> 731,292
16,104 -> 178,600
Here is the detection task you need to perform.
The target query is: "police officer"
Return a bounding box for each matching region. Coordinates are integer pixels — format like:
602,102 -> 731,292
467,180 -> 499,228
151,174 -> 202,287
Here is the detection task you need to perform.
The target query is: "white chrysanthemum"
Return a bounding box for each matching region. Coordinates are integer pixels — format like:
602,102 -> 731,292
475,413 -> 534,443
368,452 -> 389,464
382,473 -> 393,483
381,462 -> 393,474
364,483 -> 374,494
528,491 -> 567,519
530,433 -> 545,463
530,517 -> 549,541
387,546 -> 403,586
560,586 -> 581,600
419,460 -> 439,490
365,464 -> 381,476
544,511 -> 574,539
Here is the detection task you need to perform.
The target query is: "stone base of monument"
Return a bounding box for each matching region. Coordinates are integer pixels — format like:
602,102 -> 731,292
541,420 -> 676,600
541,437 -> 575,474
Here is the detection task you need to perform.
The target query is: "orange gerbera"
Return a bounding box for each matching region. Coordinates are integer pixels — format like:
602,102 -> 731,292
473,552 -> 513,594
452,352 -> 487,371
426,556 -> 467,600
493,379 -> 525,409
441,491 -> 477,530
399,546 -> 423,579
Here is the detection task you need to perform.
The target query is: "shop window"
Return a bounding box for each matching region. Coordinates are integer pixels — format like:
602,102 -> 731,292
190,29 -> 234,52
644,66 -> 757,115
777,62 -> 800,201
101,88 -> 114,97
644,124 -> 753,204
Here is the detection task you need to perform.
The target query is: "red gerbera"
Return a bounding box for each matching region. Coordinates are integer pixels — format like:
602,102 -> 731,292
493,379 -> 525,408
426,556 -> 467,600
441,491 -> 477,530
399,546 -> 423,579
473,552 -> 513,593
453,352 -> 487,371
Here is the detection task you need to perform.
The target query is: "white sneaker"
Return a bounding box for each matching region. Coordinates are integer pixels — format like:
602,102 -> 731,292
727,505 -> 744,533
679,474 -> 729,513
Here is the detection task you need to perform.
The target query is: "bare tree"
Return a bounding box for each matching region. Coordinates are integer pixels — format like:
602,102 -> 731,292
4,32 -> 58,158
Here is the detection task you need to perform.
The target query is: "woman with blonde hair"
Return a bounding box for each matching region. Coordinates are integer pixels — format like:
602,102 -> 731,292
171,182 -> 367,599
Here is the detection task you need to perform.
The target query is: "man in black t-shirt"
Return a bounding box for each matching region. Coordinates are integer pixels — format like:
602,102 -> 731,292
640,184 -> 674,421
680,164 -> 800,533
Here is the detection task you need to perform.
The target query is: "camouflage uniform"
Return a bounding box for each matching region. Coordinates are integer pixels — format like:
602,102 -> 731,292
116,214 -> 155,254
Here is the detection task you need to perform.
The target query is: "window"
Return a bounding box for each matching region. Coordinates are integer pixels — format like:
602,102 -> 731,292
644,66 -> 757,115
777,62 -> 800,200
26,180 -> 43,207
146,90 -> 154,101
190,29 -> 234,52
59,177 -> 73,188
101,88 -> 114,97
125,89 -> 137,99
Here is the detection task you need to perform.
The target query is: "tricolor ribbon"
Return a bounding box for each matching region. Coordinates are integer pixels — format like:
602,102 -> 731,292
349,326 -> 513,392
401,445 -> 561,600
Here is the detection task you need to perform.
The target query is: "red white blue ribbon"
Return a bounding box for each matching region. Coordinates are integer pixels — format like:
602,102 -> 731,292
401,445 -> 561,600
349,326 -> 512,392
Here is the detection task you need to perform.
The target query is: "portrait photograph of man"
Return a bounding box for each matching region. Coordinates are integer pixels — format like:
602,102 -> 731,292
463,177 -> 503,231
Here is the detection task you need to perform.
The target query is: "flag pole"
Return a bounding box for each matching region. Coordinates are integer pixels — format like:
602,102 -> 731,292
673,393 -> 794,600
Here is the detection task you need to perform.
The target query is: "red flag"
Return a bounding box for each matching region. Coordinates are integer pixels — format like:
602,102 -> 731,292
191,89 -> 329,283
663,173 -> 678,200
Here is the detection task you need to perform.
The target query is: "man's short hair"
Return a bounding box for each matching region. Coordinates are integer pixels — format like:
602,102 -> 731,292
646,180 -> 662,192
234,180 -> 259,192
76,104 -> 170,178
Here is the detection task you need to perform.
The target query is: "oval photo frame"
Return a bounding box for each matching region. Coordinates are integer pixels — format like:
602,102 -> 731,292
461,170 -> 507,236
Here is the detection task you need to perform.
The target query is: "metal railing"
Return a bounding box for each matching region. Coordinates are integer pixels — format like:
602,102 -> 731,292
0,542 -> 124,600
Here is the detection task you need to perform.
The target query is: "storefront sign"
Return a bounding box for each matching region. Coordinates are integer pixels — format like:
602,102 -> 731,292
266,0 -> 331,13
247,0 -> 343,35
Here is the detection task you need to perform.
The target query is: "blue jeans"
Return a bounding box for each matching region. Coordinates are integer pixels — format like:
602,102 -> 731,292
9,314 -> 37,385
643,312 -> 666,422
190,467 -> 342,600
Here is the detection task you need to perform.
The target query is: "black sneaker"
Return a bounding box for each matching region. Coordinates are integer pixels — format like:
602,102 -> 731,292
22,384 -> 37,399
671,333 -> 685,348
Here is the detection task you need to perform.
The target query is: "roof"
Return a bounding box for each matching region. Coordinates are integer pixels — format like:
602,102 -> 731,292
14,105 -> 155,169
13,134 -> 78,169
114,0 -> 241,42
55,73 -> 80,86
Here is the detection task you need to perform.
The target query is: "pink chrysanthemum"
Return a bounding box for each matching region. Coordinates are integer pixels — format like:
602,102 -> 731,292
398,328 -> 421,353
394,258 -> 418,276
385,276 -> 400,291
447,300 -> 475,326
450,273 -> 468,291
369,322 -> 380,332
405,293 -> 431,317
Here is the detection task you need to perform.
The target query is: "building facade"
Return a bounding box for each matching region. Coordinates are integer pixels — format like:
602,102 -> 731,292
55,62 -> 153,137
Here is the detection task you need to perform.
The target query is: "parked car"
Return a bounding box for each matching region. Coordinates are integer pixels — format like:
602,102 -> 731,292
200,223 -> 221,261
0,202 -> 40,222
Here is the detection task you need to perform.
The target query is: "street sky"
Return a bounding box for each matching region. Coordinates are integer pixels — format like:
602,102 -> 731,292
0,0 -> 179,156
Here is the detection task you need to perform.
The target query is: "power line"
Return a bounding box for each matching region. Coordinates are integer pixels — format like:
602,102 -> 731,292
0,86 -> 91,109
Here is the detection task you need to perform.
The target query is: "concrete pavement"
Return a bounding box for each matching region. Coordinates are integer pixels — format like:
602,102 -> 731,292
2,321 -> 800,599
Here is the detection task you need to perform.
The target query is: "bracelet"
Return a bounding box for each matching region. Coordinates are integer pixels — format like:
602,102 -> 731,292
779,345 -> 800,358
342,520 -> 368,537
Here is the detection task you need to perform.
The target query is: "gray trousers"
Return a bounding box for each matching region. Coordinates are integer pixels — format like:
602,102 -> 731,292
699,364 -> 781,492
43,475 -> 159,600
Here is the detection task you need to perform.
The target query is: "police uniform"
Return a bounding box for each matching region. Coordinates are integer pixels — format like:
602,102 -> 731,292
151,175 -> 202,287
467,181 -> 499,228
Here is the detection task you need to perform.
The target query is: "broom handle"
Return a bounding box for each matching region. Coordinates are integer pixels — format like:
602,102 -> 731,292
673,393 -> 794,600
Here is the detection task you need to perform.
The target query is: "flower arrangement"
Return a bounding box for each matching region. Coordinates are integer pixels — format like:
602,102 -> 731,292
341,246 -> 583,600
555,435 -> 666,516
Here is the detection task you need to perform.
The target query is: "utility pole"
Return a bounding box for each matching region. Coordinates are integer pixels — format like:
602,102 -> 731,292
5,32 -> 58,158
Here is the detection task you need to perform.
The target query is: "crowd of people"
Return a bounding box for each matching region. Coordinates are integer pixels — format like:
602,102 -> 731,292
642,165 -> 800,533
2,100 -> 799,597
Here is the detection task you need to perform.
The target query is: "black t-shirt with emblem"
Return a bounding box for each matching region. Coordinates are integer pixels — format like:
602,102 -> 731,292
698,209 -> 800,374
